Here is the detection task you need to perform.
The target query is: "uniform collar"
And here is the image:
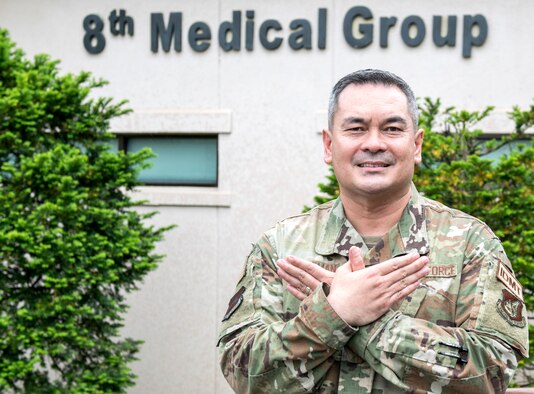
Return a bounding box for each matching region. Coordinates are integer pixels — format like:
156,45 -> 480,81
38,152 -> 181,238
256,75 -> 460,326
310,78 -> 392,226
315,183 -> 430,261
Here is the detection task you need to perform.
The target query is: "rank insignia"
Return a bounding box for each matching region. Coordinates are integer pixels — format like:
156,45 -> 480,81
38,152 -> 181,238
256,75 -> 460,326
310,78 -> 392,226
496,288 -> 526,328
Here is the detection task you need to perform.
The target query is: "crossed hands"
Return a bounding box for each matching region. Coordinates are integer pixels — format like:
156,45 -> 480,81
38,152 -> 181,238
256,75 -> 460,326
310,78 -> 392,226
277,247 -> 429,326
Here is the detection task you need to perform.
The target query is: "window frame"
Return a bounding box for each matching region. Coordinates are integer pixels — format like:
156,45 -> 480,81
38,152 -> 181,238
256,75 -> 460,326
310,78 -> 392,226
116,133 -> 219,187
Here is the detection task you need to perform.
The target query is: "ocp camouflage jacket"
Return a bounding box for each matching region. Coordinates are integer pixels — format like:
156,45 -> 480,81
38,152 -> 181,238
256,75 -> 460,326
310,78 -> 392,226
218,185 -> 529,393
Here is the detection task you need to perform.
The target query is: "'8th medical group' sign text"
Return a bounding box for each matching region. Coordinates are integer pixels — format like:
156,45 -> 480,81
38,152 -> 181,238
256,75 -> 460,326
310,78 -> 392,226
83,6 -> 488,59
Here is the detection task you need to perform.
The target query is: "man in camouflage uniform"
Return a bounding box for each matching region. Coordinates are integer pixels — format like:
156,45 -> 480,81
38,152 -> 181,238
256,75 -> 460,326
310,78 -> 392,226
218,69 -> 529,393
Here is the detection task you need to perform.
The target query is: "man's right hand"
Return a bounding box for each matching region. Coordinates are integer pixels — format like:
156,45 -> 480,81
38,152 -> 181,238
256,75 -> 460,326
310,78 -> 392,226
327,247 -> 429,327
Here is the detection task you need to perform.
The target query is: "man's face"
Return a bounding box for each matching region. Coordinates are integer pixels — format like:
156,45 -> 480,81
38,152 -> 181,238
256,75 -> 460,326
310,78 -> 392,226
323,83 -> 423,200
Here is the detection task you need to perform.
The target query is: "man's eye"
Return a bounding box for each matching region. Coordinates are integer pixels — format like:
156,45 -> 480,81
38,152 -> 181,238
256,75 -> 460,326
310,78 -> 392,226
348,127 -> 365,132
384,127 -> 402,132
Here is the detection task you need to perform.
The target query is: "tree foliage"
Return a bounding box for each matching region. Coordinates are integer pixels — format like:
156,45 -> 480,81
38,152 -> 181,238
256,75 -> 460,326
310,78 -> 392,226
0,29 -> 171,392
306,96 -> 534,383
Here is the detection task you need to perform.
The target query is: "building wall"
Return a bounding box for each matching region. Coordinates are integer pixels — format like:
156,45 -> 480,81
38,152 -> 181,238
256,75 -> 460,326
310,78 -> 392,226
1,1 -> 533,393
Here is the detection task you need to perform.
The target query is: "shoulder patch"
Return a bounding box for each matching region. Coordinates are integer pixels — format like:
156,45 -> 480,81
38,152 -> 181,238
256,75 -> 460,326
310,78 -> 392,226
496,289 -> 526,328
496,261 -> 523,301
222,286 -> 245,322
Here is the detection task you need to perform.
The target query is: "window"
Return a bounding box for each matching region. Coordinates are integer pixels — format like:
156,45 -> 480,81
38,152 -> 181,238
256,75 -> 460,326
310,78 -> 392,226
480,138 -> 531,162
116,134 -> 218,186
108,110 -> 231,205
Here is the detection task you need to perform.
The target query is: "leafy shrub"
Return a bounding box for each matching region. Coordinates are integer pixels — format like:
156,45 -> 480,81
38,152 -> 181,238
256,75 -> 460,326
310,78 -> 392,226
0,29 -> 171,392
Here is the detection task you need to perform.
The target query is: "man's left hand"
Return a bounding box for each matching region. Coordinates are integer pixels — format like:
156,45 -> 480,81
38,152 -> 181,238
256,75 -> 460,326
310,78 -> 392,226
277,256 -> 335,301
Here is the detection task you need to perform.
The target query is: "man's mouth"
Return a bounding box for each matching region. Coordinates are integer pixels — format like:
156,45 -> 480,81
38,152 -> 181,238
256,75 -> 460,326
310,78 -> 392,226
357,162 -> 390,168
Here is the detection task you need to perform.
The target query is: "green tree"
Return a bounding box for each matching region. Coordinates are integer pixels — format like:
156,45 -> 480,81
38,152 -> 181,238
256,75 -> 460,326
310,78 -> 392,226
0,29 -> 171,392
306,97 -> 533,384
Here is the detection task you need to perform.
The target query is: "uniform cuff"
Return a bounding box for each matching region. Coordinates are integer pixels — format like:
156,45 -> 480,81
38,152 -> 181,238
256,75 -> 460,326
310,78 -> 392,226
300,283 -> 358,350
347,309 -> 398,357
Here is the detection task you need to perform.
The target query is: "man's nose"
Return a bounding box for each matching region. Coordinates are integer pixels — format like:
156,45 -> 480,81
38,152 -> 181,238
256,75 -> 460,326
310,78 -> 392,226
361,129 -> 387,152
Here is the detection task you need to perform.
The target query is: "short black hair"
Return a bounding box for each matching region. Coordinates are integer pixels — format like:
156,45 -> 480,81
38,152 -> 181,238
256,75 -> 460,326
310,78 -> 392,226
328,69 -> 418,130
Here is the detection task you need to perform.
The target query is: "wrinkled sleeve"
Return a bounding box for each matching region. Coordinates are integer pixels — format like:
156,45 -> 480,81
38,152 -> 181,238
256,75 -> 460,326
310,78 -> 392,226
217,235 -> 356,393
346,231 -> 529,393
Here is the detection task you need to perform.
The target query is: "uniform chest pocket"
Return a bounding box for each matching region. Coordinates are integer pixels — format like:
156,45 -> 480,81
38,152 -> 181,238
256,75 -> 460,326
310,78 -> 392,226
398,280 -> 457,326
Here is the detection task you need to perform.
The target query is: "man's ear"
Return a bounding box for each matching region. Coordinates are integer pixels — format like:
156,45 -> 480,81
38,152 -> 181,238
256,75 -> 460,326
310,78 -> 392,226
414,128 -> 424,164
323,129 -> 333,164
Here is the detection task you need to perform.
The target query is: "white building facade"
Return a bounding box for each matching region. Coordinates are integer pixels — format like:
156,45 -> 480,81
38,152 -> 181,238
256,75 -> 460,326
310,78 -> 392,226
1,1 -> 533,393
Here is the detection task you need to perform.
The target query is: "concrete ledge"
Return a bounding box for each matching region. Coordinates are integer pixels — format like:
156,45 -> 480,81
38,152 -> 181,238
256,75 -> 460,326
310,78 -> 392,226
129,186 -> 232,207
111,110 -> 232,134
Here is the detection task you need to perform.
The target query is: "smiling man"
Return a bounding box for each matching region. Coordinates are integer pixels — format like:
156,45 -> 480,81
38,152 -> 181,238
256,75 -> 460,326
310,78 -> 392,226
218,69 -> 528,393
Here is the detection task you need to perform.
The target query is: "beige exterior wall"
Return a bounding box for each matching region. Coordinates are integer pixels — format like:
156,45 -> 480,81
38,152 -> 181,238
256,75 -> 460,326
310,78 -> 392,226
1,1 -> 533,393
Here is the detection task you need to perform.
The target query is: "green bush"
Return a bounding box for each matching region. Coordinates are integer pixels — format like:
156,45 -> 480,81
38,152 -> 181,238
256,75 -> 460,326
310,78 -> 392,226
0,29 -> 171,392
306,97 -> 533,383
